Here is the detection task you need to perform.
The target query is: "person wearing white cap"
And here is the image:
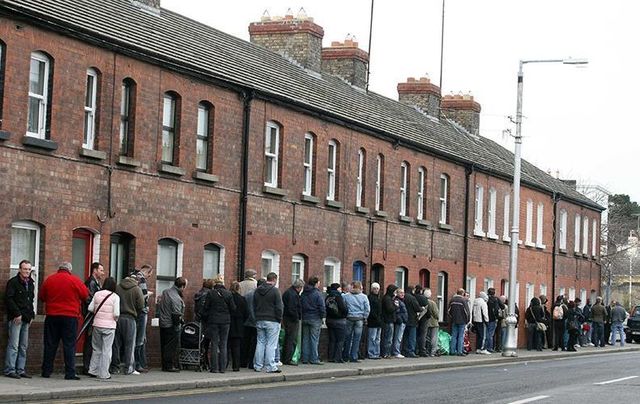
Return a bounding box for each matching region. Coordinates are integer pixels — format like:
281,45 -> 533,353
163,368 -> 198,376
366,283 -> 383,359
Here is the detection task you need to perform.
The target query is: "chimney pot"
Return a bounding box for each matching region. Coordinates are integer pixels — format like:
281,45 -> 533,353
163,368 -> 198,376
321,39 -> 370,88
397,74 -> 441,117
441,91 -> 482,135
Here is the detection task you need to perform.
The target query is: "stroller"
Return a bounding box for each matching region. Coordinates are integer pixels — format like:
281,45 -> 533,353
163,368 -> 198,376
179,322 -> 208,371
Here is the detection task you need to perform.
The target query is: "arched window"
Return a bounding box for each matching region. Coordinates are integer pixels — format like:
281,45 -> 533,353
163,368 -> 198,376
487,187 -> 497,238
439,174 -> 450,224
120,78 -> 136,156
525,199 -> 534,245
536,203 -> 546,248
375,154 -> 384,211
264,122 -> 280,187
574,214 -> 582,253
11,221 -> 42,313
356,148 -> 366,208
353,261 -> 365,283
196,102 -> 214,172
203,243 -> 224,279
417,167 -> 426,220
291,254 -> 306,283
83,68 -> 100,150
437,271 -> 448,322
27,51 -> 53,139
324,257 -> 341,288
399,162 -> 409,217
261,250 -> 280,280
157,238 -> 183,295
419,268 -> 430,288
162,91 -> 181,165
395,266 -> 408,290
327,140 -> 339,201
110,232 -> 135,283
474,184 -> 484,236
503,193 -> 511,242
303,133 -> 315,196
559,209 -> 568,250
371,263 -> 384,286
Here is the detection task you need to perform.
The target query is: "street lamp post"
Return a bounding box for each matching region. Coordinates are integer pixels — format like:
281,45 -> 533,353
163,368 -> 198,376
502,57 -> 588,357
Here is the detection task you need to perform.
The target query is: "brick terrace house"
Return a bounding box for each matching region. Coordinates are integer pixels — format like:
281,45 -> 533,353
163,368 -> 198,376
0,0 -> 602,364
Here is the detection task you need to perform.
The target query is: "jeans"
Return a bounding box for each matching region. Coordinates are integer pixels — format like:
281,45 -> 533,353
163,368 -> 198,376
610,322 -> 625,346
111,314 -> 137,374
592,322 -> 605,347
450,324 -> 466,355
4,320 -> 30,375
392,323 -> 406,356
486,321 -> 497,352
585,321 -> 593,343
327,318 -> 346,362
301,319 -> 322,363
208,323 -> 230,372
344,319 -> 364,361
134,312 -> 148,370
382,323 -> 395,357
254,320 -> 280,372
501,323 -> 508,350
42,315 -> 77,378
401,325 -> 417,356
474,322 -> 486,351
89,327 -> 115,379
367,327 -> 382,358
426,326 -> 439,356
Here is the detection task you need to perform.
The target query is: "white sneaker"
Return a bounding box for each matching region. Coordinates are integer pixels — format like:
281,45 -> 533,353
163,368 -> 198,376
587,343 -> 595,347
574,344 -> 580,349
276,361 -> 283,367
131,370 -> 141,375
481,349 -> 492,355
394,354 -> 405,359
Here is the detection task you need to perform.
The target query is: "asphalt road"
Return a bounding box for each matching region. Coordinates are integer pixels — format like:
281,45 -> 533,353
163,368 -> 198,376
89,352 -> 640,403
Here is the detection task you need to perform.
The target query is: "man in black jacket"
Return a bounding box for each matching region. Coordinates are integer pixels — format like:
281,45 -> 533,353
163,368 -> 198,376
253,272 -> 283,373
281,278 -> 303,365
366,283 -> 383,359
4,260 -> 35,379
401,286 -> 423,357
381,284 -> 398,358
486,288 -> 504,353
82,262 -> 104,375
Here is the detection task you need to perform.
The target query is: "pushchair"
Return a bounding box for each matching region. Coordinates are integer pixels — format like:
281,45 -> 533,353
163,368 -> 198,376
179,322 -> 208,371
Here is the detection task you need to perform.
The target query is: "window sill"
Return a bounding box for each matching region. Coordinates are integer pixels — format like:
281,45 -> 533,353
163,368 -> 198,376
79,147 -> 106,160
263,185 -> 287,197
0,130 -> 10,141
192,171 -> 219,183
438,223 -> 453,231
374,210 -> 388,218
502,236 -> 511,243
301,194 -> 319,204
355,206 -> 369,214
158,163 -> 186,176
487,233 -> 499,240
574,251 -> 582,257
473,230 -> 486,238
559,248 -> 567,254
416,219 -> 432,227
117,155 -> 141,167
535,244 -> 546,250
325,199 -> 343,209
582,253 -> 589,258
399,215 -> 412,223
525,241 -> 536,248
22,135 -> 58,151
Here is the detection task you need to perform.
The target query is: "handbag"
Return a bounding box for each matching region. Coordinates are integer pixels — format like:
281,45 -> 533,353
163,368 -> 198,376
529,307 -> 547,332
76,292 -> 115,343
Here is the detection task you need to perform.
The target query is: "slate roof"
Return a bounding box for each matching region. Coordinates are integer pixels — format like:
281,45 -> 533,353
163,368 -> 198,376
0,0 -> 603,211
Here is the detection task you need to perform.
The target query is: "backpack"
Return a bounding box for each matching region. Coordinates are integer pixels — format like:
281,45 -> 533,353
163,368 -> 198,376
553,305 -> 564,320
326,296 -> 340,317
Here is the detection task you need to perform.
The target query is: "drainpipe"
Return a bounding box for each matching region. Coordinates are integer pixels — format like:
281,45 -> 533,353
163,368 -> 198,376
237,90 -> 254,281
551,192 -> 560,301
463,165 -> 473,288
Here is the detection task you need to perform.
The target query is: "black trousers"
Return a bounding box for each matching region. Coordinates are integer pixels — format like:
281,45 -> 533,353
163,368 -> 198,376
241,326 -> 256,368
327,319 -> 346,362
160,326 -> 180,370
208,323 -> 230,372
282,317 -> 299,364
82,325 -> 93,373
228,337 -> 242,371
42,315 -> 78,378
553,320 -> 565,350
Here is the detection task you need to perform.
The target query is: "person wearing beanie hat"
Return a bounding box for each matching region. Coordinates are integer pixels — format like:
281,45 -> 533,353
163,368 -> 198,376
367,283 -> 383,359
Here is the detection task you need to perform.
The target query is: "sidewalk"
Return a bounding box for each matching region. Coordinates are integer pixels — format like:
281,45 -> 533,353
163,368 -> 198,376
1,346 -> 638,402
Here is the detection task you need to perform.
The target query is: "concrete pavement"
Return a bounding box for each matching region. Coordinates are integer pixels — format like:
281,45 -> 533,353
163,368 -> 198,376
1,345 -> 638,403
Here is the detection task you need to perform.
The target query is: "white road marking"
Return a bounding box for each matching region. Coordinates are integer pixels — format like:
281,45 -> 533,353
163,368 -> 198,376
507,395 -> 550,404
594,375 -> 638,385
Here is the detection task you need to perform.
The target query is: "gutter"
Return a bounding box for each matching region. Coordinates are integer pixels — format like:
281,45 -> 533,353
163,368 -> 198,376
237,90 -> 254,281
551,192 -> 559,300
463,165 -> 473,288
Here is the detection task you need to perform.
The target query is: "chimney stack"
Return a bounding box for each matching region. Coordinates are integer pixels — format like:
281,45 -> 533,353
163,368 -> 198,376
441,93 -> 481,135
321,38 -> 369,88
249,10 -> 324,73
397,77 -> 442,117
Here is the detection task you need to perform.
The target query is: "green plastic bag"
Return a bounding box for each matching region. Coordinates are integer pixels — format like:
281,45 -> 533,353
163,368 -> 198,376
437,329 -> 451,356
278,322 -> 302,365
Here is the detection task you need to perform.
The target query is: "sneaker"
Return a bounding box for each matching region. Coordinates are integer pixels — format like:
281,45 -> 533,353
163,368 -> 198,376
394,354 -> 405,359
276,361 -> 283,367
5,373 -> 20,379
131,370 -> 141,375
574,344 -> 580,349
587,343 -> 595,347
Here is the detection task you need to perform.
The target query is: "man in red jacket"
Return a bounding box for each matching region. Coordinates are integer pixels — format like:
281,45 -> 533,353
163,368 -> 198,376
39,262 -> 89,380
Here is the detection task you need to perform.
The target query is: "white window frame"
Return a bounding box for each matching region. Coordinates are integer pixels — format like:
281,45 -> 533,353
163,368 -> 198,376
484,278 -> 494,292
10,221 -> 41,314
323,257 -> 341,291
503,194 -> 511,242
569,287 -> 576,301
582,216 -> 589,255
474,184 -> 485,236
437,272 -> 446,322
156,238 -> 184,296
592,219 -> 598,257
303,133 -> 314,196
27,52 -> 50,139
261,250 -> 280,286
291,254 -> 305,282
162,94 -> 176,164
559,209 -> 568,250
536,203 -> 546,249
400,162 -> 408,216
525,199 -> 534,246
395,267 -> 408,290
196,103 -> 210,171
580,289 -> 587,307
574,214 -> 581,253
417,167 -> 426,220
526,283 -> 534,306
356,148 -> 364,207
83,68 -> 98,149
487,188 -> 497,239
203,243 -> 224,279
439,174 -> 448,224
466,276 -> 477,311
375,155 -> 383,211
504,280 -> 520,307
264,122 -> 279,187
119,79 -> 133,156
559,287 -> 565,298
327,140 -> 337,200
540,284 -> 547,297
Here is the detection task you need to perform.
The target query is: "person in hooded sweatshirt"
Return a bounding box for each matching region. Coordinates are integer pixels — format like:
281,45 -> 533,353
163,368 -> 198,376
300,277 -> 326,365
194,278 -> 213,366
381,284 -> 398,358
342,281 -> 370,363
448,288 -> 470,356
253,272 -> 283,373
472,291 -> 490,354
325,283 -> 348,363
366,282 -> 383,359
202,274 -> 236,373
111,274 -> 144,375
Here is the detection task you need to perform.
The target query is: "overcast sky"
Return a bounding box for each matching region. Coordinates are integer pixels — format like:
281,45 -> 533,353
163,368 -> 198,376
163,0 -> 639,202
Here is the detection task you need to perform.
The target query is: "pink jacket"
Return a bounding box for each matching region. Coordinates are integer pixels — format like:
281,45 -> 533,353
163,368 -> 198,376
89,290 -> 120,329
